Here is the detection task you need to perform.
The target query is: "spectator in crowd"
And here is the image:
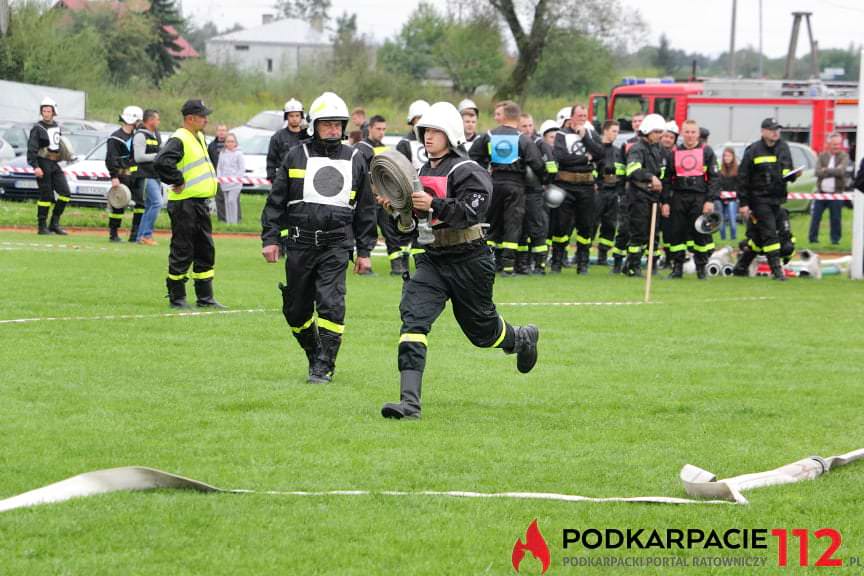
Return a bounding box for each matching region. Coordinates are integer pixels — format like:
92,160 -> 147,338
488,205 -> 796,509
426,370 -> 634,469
351,107 -> 368,141
717,147 -> 739,241
208,123 -> 229,221
809,133 -> 849,245
216,133 -> 245,225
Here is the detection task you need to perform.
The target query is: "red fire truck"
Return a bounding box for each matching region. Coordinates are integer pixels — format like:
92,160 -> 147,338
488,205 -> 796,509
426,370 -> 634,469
588,78 -> 859,154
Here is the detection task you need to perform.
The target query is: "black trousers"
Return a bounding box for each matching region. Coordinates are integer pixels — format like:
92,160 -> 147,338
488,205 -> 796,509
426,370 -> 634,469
551,185 -> 595,255
594,187 -> 619,252
627,192 -> 660,257
398,246 -> 514,373
668,192 -> 714,264
378,204 -> 414,259
281,245 -> 349,356
745,200 -> 785,257
487,179 -> 525,272
519,191 -> 549,254
613,192 -> 630,258
35,159 -> 71,221
167,198 -> 215,280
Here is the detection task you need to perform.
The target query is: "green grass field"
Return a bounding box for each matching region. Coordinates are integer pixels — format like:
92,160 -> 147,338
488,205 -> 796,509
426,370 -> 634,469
0,228 -> 862,575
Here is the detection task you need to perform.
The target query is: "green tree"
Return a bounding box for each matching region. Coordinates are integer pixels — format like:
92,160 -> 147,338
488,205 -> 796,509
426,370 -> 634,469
655,33 -> 674,75
147,0 -> 184,84
274,0 -> 331,25
330,12 -> 369,72
378,2 -> 446,79
531,28 -> 615,96
435,14 -> 504,94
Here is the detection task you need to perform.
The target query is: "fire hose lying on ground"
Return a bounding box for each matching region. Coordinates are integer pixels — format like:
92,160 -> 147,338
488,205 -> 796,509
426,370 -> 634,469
1,449 -> 861,512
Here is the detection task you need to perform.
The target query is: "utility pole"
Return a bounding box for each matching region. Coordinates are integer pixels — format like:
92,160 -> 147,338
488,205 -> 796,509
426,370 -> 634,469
0,0 -> 9,37
785,12 -> 818,79
728,0 -> 737,77
758,0 -> 764,77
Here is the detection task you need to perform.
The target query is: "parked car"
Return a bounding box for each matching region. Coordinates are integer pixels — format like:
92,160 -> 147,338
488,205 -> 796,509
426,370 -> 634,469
231,110 -> 283,144
0,136 -> 15,163
234,133 -> 271,194
0,122 -> 31,157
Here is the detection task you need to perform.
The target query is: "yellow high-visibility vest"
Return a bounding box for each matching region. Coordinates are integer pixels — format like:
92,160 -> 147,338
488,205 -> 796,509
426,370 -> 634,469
169,128 -> 217,201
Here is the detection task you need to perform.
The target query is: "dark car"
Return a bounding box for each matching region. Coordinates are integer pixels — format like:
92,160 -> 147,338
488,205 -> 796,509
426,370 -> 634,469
0,122 -> 31,157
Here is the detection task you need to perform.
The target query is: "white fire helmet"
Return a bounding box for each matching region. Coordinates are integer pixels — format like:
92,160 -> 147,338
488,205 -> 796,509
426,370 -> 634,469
414,101 -> 466,153
639,113 -> 667,135
283,98 -> 304,114
120,106 -> 144,125
306,91 -> 350,138
40,97 -> 58,115
539,120 -> 559,136
556,106 -> 572,128
406,99 -> 431,125
665,121 -> 679,135
457,98 -> 478,115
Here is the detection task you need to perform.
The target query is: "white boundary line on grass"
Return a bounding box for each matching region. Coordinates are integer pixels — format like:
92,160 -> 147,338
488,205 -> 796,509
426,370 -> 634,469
498,296 -> 774,307
0,308 -> 278,326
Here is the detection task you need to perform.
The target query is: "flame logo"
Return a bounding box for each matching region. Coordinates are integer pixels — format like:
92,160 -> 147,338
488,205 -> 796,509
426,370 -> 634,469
512,519 -> 551,574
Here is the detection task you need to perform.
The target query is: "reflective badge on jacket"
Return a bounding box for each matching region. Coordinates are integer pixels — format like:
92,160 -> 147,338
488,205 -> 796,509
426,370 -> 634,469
489,133 -> 519,164
675,147 -> 705,178
46,126 -> 61,152
409,140 -> 428,170
302,156 -> 353,208
564,133 -> 587,157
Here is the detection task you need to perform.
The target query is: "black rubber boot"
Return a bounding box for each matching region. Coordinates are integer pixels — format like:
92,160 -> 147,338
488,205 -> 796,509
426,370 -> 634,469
550,245 -> 564,273
596,246 -> 609,266
166,279 -> 190,309
575,247 -> 589,275
194,278 -> 227,308
531,252 -> 546,275
667,259 -> 684,279
732,247 -> 756,277
611,255 -> 623,274
49,212 -> 68,235
37,217 -> 51,235
514,251 -> 531,275
381,370 -> 423,420
309,332 -> 341,384
625,252 -> 643,277
696,264 -> 707,280
505,324 -> 539,374
389,255 -> 405,276
109,224 -> 121,243
295,324 -> 321,382
768,254 -> 786,281
128,212 -> 143,242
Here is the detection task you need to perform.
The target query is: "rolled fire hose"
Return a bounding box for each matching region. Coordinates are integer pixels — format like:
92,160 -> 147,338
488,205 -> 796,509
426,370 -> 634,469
2,449 -> 861,513
369,151 -> 419,235
706,245 -> 734,277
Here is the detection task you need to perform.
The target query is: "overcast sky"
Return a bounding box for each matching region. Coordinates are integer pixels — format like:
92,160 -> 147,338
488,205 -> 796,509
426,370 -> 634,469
180,0 -> 864,58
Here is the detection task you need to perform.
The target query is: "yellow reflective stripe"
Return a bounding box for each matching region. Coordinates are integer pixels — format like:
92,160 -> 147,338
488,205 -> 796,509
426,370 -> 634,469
753,155 -> 777,165
626,162 -> 642,176
592,169 -> 598,178
57,196 -> 71,203
289,168 -> 306,179
597,237 -> 615,247
545,161 -> 558,174
373,146 -> 389,155
37,201 -> 53,207
109,213 -> 123,220
669,243 -> 687,252
184,172 -> 216,189
318,318 -> 344,334
146,139 -> 159,146
291,316 -> 315,334
660,167 -> 666,179
388,251 -> 402,260
612,247 -> 626,255
350,190 -> 357,201
782,169 -> 791,176
531,245 -> 548,253
692,243 -> 715,253
517,244 -> 530,252
279,229 -> 289,237
410,248 -> 426,255
748,239 -> 762,252
189,269 -> 214,280
486,240 -> 498,247
627,246 -> 642,253
171,128 -> 217,200
500,241 -> 519,250
167,272 -> 188,280
180,157 -> 208,174
575,234 -> 591,246
491,317 -> 507,348
129,166 -> 138,173
762,242 -> 781,253
551,235 -> 569,243
133,208 -> 145,214
399,333 -> 428,345
502,266 -> 515,272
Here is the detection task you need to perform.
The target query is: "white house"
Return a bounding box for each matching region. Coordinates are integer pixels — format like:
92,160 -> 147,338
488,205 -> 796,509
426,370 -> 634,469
206,16 -> 332,77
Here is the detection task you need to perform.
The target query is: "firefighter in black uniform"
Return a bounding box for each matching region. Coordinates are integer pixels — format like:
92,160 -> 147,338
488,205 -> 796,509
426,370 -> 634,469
396,100 -> 431,172
611,114 -> 645,273
28,97 -> 71,235
516,119 -> 558,274
356,114 -> 415,275
458,99 -> 480,151
469,100 -> 546,275
732,118 -> 798,281
549,104 -> 604,274
380,102 -> 539,420
266,98 -> 307,183
261,92 -> 377,384
105,106 -> 144,242
623,114 -> 670,277
594,120 -> 626,267
662,119 -> 719,279
155,99 -> 225,309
